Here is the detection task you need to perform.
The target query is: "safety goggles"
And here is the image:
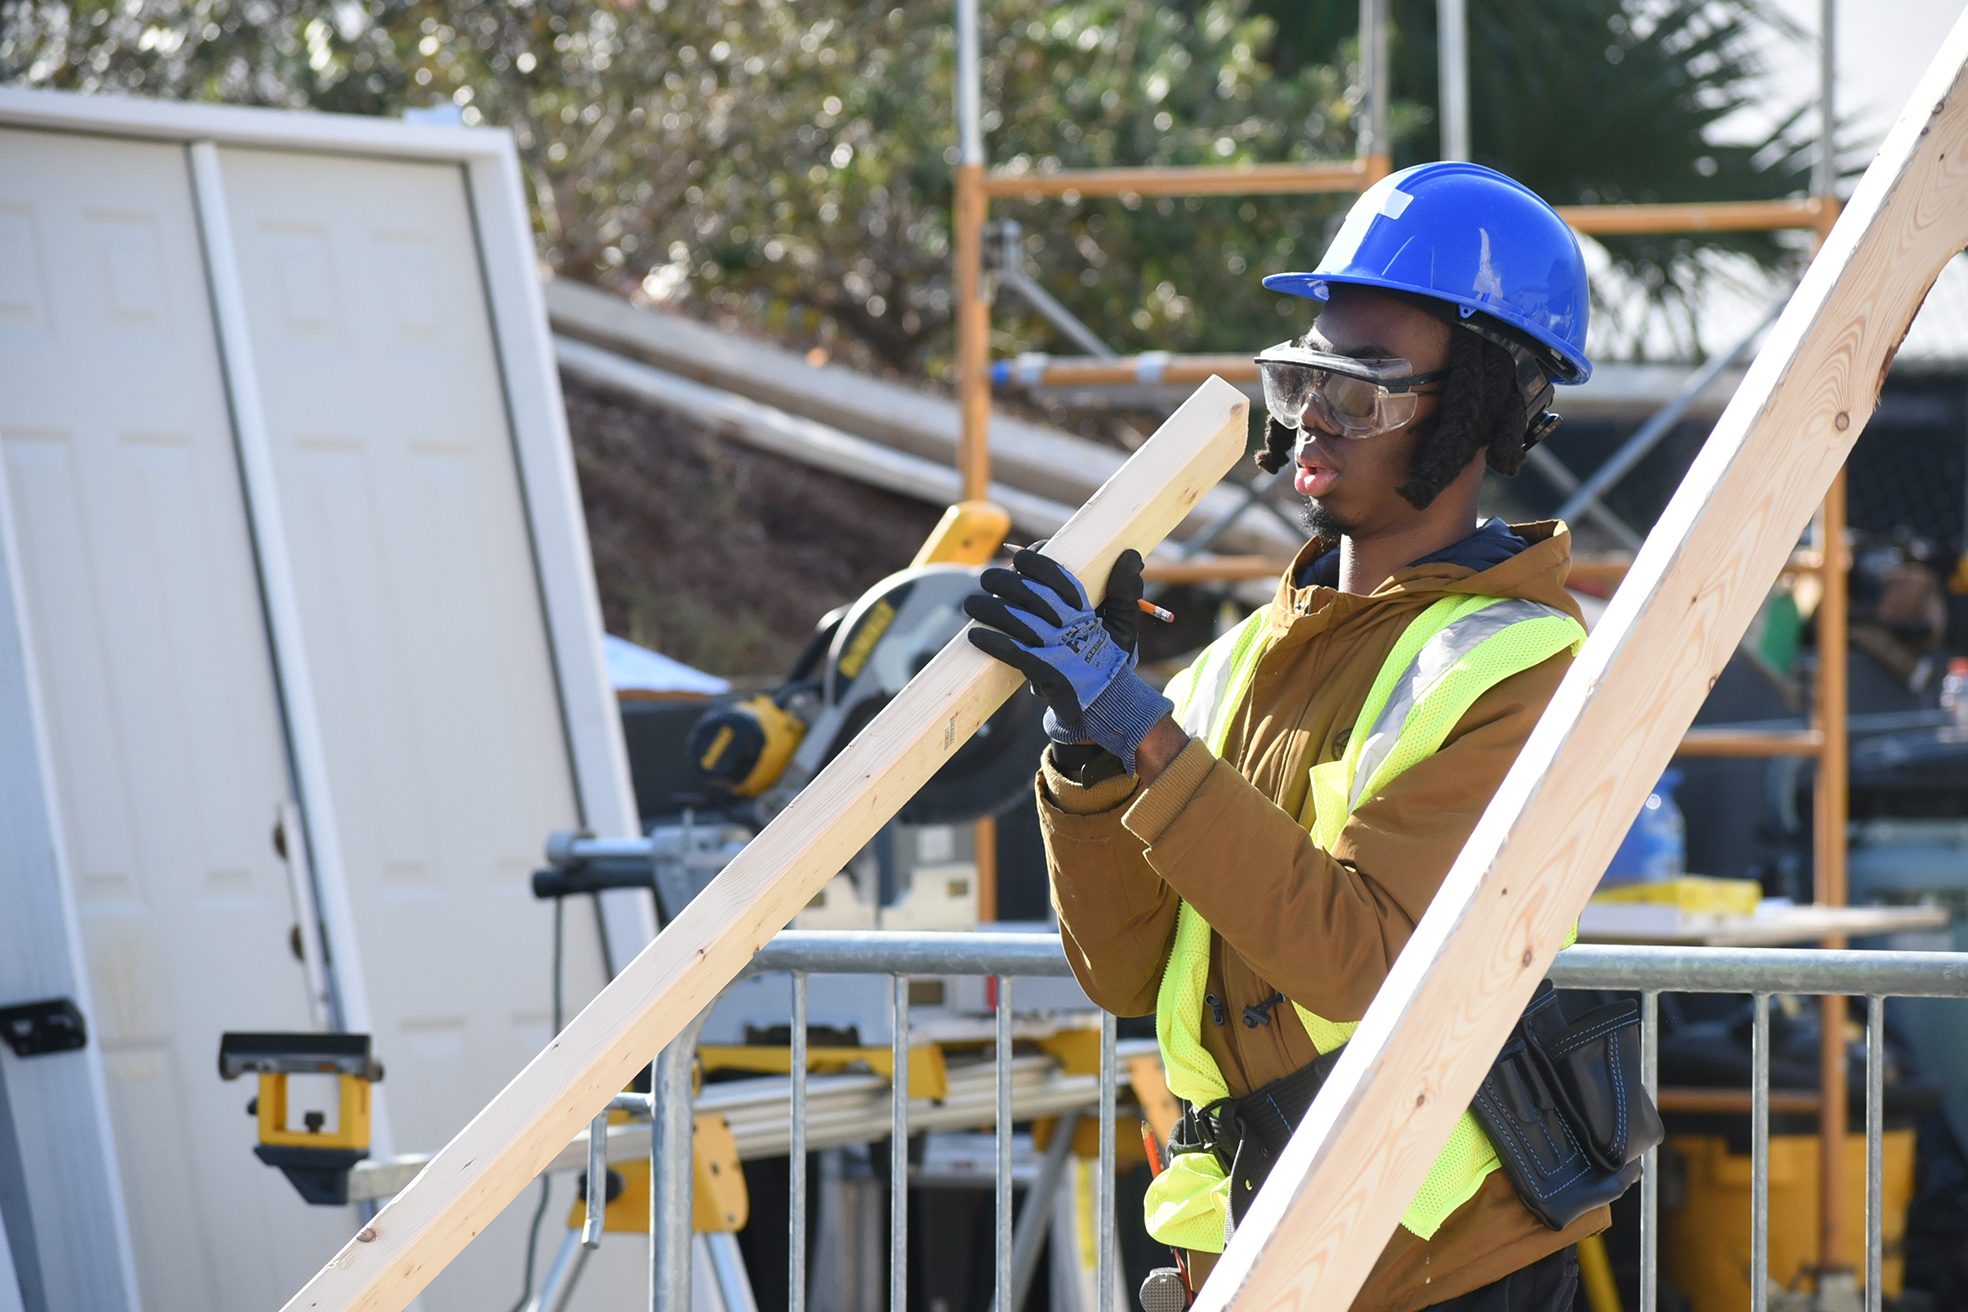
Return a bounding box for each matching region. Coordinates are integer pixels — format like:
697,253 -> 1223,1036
1254,342 -> 1448,439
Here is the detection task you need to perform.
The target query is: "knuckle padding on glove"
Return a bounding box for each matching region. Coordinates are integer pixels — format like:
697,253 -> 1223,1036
1010,549 -> 1088,614
962,592 -> 1043,647
977,567 -> 1065,628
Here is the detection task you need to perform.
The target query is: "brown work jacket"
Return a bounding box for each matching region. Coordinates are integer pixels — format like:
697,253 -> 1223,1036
1037,521 -> 1610,1312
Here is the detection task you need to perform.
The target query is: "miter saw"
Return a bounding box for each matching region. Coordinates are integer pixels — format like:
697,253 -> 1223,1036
688,560 -> 1049,826
534,503 -> 1048,918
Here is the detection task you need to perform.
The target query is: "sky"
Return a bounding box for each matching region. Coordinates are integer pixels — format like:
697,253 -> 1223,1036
1598,0 -> 1968,362
1741,0 -> 1965,153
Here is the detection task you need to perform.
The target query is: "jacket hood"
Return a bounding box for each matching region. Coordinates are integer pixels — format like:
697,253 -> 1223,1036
1275,519 -> 1583,627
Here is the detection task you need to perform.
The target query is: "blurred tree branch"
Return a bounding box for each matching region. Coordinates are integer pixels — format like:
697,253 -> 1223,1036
2,0 -> 1833,368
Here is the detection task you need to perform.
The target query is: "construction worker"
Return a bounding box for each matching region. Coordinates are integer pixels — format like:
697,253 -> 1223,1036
965,163 -> 1614,1312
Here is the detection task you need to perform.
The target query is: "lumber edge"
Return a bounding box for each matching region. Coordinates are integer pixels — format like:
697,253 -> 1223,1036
279,378 -> 1250,1312
1201,19 -> 1968,1312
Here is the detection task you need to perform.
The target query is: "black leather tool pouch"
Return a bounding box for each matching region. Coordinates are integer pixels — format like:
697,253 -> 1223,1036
1469,982 -> 1663,1230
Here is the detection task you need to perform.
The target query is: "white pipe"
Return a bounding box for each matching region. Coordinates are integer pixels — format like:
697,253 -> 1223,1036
957,0 -> 983,166
552,336 -> 1079,538
1437,0 -> 1470,161
186,143 -> 387,1139
1816,0 -> 1837,197
1361,0 -> 1390,160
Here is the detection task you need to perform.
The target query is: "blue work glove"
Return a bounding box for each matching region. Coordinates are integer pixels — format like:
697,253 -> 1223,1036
963,547 -> 1173,775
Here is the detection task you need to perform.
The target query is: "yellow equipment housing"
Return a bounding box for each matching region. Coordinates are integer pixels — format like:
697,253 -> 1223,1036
691,693 -> 807,797
256,1070 -> 371,1151
911,499 -> 1011,567
567,1112 -> 749,1234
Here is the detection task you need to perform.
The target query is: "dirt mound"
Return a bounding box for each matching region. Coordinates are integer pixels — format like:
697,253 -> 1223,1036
565,372 -> 944,680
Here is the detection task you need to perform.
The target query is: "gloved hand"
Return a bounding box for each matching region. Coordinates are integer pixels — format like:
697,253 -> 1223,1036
964,547 -> 1173,774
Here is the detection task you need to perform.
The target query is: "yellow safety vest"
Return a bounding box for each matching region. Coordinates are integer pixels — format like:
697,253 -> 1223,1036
1143,593 -> 1586,1253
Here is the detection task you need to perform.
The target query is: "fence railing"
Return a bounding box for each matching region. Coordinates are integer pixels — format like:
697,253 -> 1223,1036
521,932 -> 1968,1312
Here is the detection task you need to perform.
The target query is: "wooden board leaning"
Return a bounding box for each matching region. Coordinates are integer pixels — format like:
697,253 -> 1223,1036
279,376 -> 1250,1312
1202,17 -> 1968,1312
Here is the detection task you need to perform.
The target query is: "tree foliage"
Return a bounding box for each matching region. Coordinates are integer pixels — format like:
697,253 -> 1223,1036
1258,0 -> 1826,355
3,0 -> 1821,367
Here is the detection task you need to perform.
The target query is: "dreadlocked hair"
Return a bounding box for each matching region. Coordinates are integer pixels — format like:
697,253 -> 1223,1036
1255,416 -> 1296,474
1252,325 -> 1536,498
1394,325 -> 1533,509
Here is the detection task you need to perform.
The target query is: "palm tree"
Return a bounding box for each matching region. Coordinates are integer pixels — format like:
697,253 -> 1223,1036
1254,0 -> 1829,358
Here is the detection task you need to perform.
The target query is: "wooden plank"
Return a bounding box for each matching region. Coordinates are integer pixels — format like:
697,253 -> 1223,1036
1203,21 -> 1968,1312
1557,197 -> 1829,235
1657,1088 -> 1822,1115
280,377 -> 1249,1312
956,161 -> 992,500
1674,728 -> 1824,757
1140,555 -> 1292,584
982,160 -> 1368,199
1012,355 -> 1259,388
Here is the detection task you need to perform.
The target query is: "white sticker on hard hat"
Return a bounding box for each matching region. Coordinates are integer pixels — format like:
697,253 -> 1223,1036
1474,228 -> 1505,299
1380,188 -> 1415,219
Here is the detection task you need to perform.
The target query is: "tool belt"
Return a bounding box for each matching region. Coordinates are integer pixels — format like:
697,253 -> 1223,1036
1166,983 -> 1662,1234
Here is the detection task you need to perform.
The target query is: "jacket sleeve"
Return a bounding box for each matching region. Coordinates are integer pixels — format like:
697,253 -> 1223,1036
1119,651 -> 1569,1023
1035,749 -> 1180,1018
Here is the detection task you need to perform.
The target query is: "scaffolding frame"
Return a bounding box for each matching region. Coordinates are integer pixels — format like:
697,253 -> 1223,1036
948,0 -> 1860,1280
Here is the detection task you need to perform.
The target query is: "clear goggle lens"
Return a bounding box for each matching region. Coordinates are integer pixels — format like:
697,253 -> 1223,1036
1255,346 -> 1447,439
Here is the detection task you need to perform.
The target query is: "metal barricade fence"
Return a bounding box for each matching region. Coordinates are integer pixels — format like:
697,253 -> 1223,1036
558,932 -> 1968,1312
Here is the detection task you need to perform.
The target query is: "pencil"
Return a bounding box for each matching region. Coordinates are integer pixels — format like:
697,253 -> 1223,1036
1137,598 -> 1176,623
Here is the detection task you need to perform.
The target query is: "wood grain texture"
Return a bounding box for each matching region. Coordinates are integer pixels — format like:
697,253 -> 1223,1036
279,377 -> 1249,1312
1203,21 -> 1968,1312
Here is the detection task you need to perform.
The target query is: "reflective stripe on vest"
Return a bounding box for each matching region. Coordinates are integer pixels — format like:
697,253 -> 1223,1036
1143,595 -> 1586,1253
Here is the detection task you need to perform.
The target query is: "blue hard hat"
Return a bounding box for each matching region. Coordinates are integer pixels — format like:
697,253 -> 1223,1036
1263,162 -> 1592,384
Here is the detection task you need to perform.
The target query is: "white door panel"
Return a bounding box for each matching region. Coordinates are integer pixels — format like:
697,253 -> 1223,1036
214,147 -> 627,1310
0,128 -> 347,1310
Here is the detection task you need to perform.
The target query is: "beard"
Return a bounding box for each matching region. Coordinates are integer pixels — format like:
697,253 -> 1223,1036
1299,497 -> 1357,540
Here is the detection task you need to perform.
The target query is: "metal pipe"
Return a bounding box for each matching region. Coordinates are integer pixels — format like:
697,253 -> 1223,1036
1752,994 -> 1770,1312
999,1111 -> 1080,1312
1866,996 -> 1884,1312
1640,992 -> 1658,1312
1523,445 -> 1645,550
756,934 -> 1968,1000
748,932 -> 1076,979
586,930 -> 1968,1007
707,1233 -> 760,1312
891,975 -> 910,1312
583,1108 -> 609,1248
1097,1011 -> 1117,1312
956,0 -> 982,168
790,973 -> 808,1312
953,0 -> 991,501
654,1010 -> 711,1312
1360,0 -> 1391,174
1554,299 -> 1781,526
1817,470 -> 1851,1274
1171,471 -> 1287,564
529,1229 -> 590,1312
1437,0 -> 1470,162
1001,267 -> 1116,360
188,140 -> 374,1056
996,977 -> 1014,1312
1816,0 -> 1837,199
1545,944 -> 1968,998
